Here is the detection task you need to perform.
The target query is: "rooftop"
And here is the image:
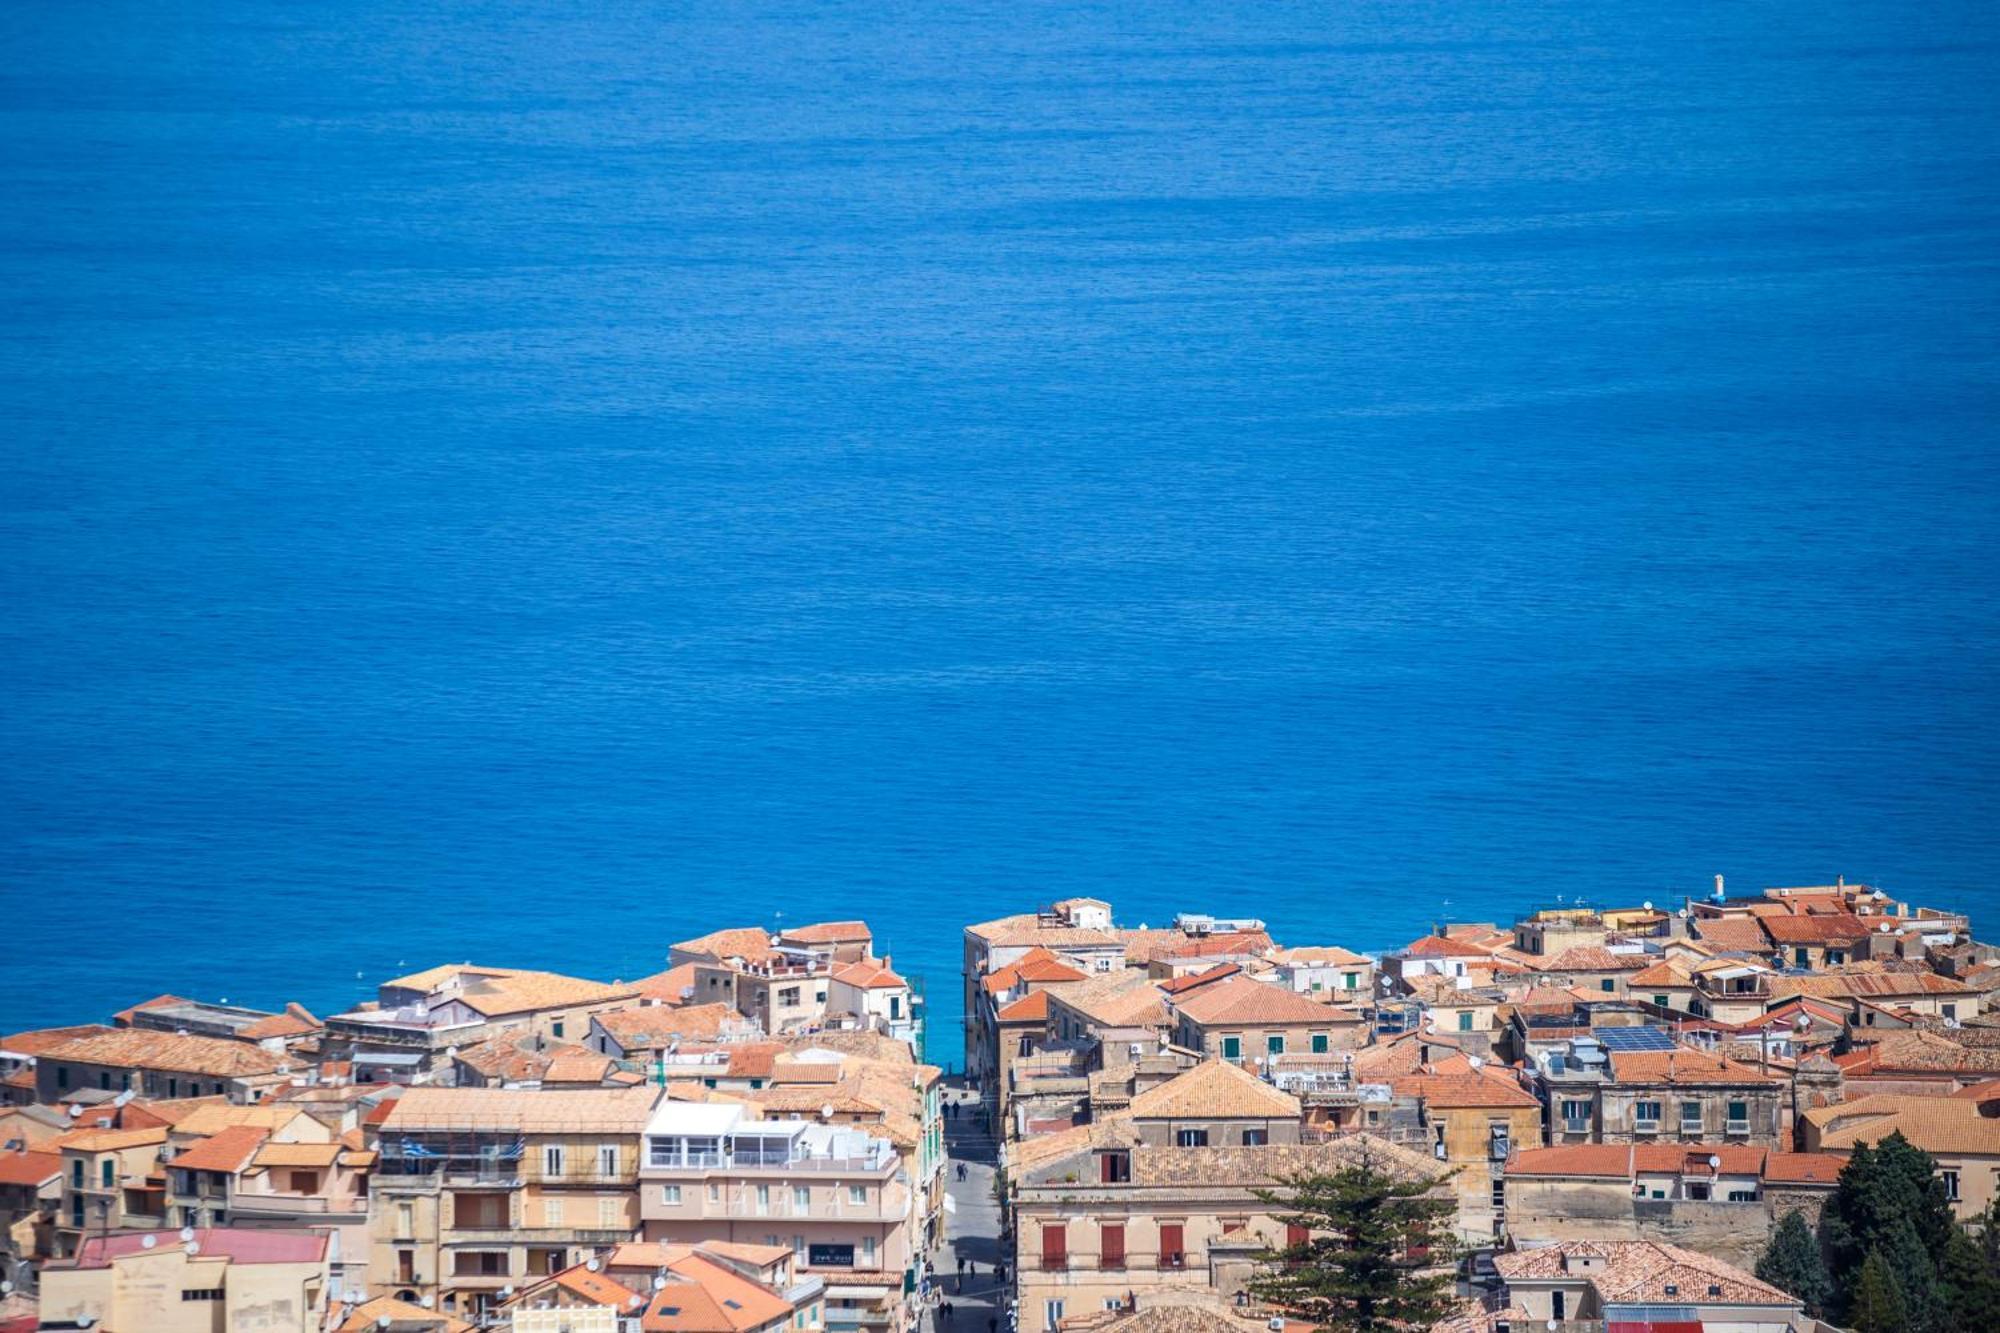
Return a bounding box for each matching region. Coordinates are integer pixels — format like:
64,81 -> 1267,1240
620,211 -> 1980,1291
38,1028 -> 288,1078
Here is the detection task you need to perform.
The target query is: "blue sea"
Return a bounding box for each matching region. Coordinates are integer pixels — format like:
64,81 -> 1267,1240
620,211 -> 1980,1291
2,1 -> 1997,1066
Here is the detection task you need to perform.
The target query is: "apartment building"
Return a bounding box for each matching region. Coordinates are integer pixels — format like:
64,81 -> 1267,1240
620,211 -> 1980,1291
1802,1091 -> 2000,1221
672,924 -> 921,1042
1503,1144 -> 1844,1271
51,1124 -> 170,1257
1169,974 -> 1358,1063
1267,946 -> 1374,1001
1388,1064 -> 1542,1242
638,1100 -> 917,1333
1011,1123 -> 1441,1331
32,1029 -> 291,1104
368,1085 -> 660,1324
37,1227 -> 331,1332
1530,1039 -> 1786,1146
323,965 -> 642,1085
1492,1239 -> 1805,1331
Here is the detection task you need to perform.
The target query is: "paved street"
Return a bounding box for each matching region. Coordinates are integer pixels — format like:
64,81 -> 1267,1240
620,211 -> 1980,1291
932,1081 -> 1009,1333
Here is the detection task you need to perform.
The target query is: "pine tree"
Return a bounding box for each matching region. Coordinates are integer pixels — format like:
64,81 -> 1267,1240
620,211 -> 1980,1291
1755,1208 -> 1830,1315
1246,1147 -> 1461,1333
1819,1132 -> 1957,1331
1850,1250 -> 1908,1333
1942,1197 -> 2000,1333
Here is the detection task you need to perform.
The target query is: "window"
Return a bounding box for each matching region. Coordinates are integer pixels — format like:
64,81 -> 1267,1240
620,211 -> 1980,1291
98,1071 -> 110,1090
1945,1170 -> 1961,1201
544,1146 -> 565,1176
1159,1223 -> 1185,1268
757,1185 -> 770,1215
1175,1129 -> 1209,1148
1018,1035 -> 1033,1057
70,1159 -> 82,1188
1726,1100 -> 1749,1125
1654,993 -> 1670,1008
1266,1035 -> 1285,1055
543,1198 -> 564,1226
600,1197 -> 622,1227
181,1288 -> 225,1302
1221,1036 -> 1241,1060
1100,1223 -> 1125,1269
1044,1301 -> 1066,1332
1098,1152 -> 1130,1184
1552,1291 -> 1565,1320
1457,1011 -> 1473,1032
1600,978 -> 1615,992
1945,1004 -> 1959,1020
101,1158 -> 114,1188
552,1020 -> 565,1038
599,1144 -> 618,1175
848,1185 -> 867,1206
1681,1101 -> 1702,1127
287,1170 -> 319,1194
56,1066 -> 68,1090
662,1185 -> 682,1205
1634,1101 -> 1663,1128
1343,973 -> 1358,990
779,986 -> 802,1006
707,1183 -> 721,1202
1242,1128 -> 1267,1147
794,1185 -> 811,1211
1311,1033 -> 1329,1054
397,1202 -> 414,1237
1041,1225 -> 1067,1270
793,1235 -> 806,1258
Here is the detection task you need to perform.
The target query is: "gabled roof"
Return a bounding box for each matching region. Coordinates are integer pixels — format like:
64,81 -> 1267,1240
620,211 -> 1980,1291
453,970 -> 640,1018
1506,1143 -> 1842,1184
332,1295 -> 473,1332
1160,964 -> 1242,996
0,1024 -> 116,1057
1537,946 -> 1651,973
0,1149 -> 62,1187
1761,913 -> 1871,945
1052,973 -> 1171,1029
1691,918 -> 1773,954
1391,1067 -> 1539,1109
171,1125 -> 271,1173
1404,934 -> 1494,959
1808,1095 -> 2000,1156
779,920 -> 873,945
831,959 -> 906,990
52,1125 -> 169,1153
997,992 -> 1051,1023
1127,1060 -> 1300,1121
635,963 -> 703,1004
1171,974 -> 1338,1027
38,1029 -> 287,1078
1495,1241 -> 1796,1308
595,1003 -> 749,1049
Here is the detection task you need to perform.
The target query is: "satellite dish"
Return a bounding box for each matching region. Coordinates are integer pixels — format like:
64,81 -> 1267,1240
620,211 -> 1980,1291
378,1319 -> 392,1330
140,1235 -> 157,1249
1468,1055 -> 1484,1070
184,1241 -> 201,1256
67,1104 -> 83,1119
499,1286 -> 513,1298
654,1276 -> 668,1290
1643,901 -> 1653,912
180,1227 -> 196,1242
420,1294 -> 435,1308
1708,1155 -> 1722,1170
821,1104 -> 835,1119
587,1258 -> 602,1272
1878,923 -> 1892,933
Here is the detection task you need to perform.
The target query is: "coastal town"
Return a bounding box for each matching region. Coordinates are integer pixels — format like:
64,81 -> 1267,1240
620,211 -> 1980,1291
3,880 -> 1999,1332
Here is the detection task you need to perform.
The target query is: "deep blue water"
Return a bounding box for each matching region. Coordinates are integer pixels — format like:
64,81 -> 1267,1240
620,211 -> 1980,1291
2,2 -> 1997,1066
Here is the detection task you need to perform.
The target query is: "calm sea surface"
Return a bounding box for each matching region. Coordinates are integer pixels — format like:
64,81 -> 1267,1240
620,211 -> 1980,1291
2,2 -> 1997,1064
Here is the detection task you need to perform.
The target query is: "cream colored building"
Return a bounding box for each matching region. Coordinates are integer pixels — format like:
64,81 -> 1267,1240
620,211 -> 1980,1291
1802,1092 -> 2000,1221
37,1226 -> 330,1332
1493,1239 -> 1805,1331
368,1085 -> 660,1324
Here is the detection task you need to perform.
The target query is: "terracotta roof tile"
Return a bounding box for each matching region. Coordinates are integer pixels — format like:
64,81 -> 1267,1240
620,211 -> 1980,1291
1127,1060 -> 1300,1120
998,992 -> 1051,1023
39,1028 -> 287,1078
170,1125 -> 270,1173
779,921 -> 873,945
0,1150 -> 61,1187
1171,974 -> 1340,1027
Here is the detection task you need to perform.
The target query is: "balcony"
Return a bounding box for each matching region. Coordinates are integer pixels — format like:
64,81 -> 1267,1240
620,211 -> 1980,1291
1725,1120 -> 1752,1136
1634,1121 -> 1660,1136
1561,1119 -> 1590,1136
229,1194 -> 334,1216
448,1227 -> 632,1245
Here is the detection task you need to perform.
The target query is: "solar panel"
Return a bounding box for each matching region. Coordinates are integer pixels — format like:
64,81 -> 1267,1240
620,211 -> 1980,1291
1593,1026 -> 1679,1052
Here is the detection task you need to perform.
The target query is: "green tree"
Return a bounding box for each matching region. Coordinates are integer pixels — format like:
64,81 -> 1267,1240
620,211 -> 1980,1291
1755,1208 -> 1830,1315
1819,1133 -> 1957,1330
1850,1250 -> 1908,1333
1246,1148 -> 1460,1333
1941,1197 -> 2000,1333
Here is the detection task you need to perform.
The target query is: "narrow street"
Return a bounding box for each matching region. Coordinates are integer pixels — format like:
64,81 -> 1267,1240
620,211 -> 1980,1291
932,1081 -> 1009,1333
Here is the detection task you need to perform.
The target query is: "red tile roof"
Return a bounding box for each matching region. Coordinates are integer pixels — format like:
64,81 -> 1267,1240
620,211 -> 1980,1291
0,1150 -> 61,1187
1405,934 -> 1494,959
997,992 -> 1051,1023
170,1125 -> 271,1173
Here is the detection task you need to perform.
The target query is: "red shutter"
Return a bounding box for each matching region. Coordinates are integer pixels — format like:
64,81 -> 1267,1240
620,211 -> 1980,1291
1100,1224 -> 1124,1269
1042,1225 -> 1067,1270
1287,1224 -> 1309,1250
1159,1224 -> 1184,1268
